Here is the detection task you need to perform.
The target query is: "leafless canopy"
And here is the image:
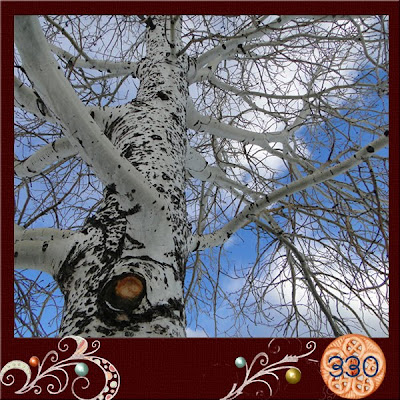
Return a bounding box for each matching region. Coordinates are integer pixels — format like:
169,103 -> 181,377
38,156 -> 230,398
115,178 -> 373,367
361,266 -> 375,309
14,15 -> 389,337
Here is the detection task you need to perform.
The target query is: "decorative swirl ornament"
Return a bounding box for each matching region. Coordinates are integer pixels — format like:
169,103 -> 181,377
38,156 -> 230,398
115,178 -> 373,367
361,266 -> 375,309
0,336 -> 120,400
221,340 -> 317,400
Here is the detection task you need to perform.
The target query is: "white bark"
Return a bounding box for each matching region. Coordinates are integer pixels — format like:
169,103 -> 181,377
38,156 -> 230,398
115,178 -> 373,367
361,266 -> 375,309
186,146 -> 260,197
187,99 -> 289,146
15,133 -> 233,184
15,15 -> 191,337
49,44 -> 138,76
14,223 -> 74,241
14,240 -> 76,276
192,15 -> 297,79
189,133 -> 388,251
14,76 -> 107,127
15,16 -> 159,207
14,137 -> 75,178
14,224 -> 78,275
14,76 -> 57,124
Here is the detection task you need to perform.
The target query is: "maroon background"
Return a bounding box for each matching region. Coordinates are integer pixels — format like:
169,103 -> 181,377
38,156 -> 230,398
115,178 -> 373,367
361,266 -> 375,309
1,2 -> 399,399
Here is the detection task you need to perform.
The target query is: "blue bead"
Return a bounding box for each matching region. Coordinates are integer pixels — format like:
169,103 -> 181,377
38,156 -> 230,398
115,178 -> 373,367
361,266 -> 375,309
235,356 -> 246,368
75,362 -> 89,377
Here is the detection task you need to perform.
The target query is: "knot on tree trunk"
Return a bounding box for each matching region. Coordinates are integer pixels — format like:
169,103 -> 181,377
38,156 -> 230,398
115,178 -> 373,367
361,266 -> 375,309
98,273 -> 146,316
116,275 -> 143,299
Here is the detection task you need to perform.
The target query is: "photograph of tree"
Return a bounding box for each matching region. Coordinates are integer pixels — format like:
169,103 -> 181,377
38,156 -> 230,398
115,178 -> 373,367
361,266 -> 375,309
14,15 -> 389,338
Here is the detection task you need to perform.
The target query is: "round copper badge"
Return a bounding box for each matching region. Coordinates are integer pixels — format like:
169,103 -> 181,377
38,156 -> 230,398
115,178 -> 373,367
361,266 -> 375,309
320,334 -> 386,399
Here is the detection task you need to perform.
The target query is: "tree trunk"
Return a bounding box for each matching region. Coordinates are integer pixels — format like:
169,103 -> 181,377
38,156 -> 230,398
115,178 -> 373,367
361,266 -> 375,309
56,16 -> 190,337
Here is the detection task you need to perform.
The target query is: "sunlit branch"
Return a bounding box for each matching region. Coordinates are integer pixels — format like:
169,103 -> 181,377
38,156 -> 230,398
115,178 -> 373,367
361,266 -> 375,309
190,15 -> 358,81
50,44 -> 138,76
187,100 -> 289,146
14,233 -> 81,276
44,15 -> 138,76
14,137 -> 76,178
189,133 -> 388,251
14,76 -> 58,124
208,73 -> 382,101
14,223 -> 75,241
15,16 -> 161,207
185,146 -> 262,197
192,15 -> 302,77
14,76 -> 108,126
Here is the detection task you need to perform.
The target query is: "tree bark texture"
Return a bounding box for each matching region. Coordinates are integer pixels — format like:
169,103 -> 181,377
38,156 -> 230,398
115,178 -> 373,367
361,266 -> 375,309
54,16 -> 190,337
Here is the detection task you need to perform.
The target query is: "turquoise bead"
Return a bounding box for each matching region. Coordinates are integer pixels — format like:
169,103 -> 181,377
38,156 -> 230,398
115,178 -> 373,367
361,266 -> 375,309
235,356 -> 246,368
75,362 -> 89,377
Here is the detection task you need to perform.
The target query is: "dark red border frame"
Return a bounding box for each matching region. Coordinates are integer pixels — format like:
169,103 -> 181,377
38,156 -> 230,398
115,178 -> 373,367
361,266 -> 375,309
1,2 -> 399,399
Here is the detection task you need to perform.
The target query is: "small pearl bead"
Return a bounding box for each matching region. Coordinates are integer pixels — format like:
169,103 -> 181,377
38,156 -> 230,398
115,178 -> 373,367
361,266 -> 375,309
235,356 -> 246,368
75,362 -> 89,377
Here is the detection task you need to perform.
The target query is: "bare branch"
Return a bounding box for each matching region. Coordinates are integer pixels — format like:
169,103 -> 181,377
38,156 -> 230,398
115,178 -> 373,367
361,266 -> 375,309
190,133 -> 388,251
15,16 -> 162,207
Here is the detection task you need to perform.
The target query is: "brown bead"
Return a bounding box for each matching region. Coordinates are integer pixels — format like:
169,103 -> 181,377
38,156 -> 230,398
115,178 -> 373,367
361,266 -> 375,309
29,356 -> 40,367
